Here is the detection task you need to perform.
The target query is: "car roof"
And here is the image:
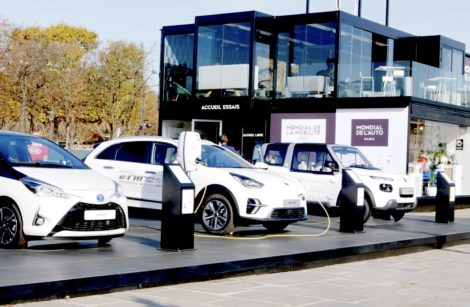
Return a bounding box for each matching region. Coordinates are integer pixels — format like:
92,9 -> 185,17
96,135 -> 217,146
0,130 -> 40,138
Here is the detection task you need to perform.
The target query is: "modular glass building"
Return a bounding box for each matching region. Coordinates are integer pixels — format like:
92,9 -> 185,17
159,10 -> 470,196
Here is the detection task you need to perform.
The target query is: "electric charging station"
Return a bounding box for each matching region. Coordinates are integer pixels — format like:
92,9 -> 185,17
435,171 -> 456,224
160,131 -> 202,251
160,163 -> 195,251
339,169 -> 366,233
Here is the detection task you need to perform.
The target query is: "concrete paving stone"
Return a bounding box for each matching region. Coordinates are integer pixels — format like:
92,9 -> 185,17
205,297 -> 287,307
229,288 -> 318,306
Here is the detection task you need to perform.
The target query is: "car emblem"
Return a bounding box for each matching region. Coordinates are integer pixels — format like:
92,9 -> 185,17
96,194 -> 105,202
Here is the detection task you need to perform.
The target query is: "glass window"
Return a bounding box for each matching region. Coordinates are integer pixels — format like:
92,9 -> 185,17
291,145 -> 335,173
152,143 -> 177,165
276,22 -> 337,99
162,33 -> 194,102
264,144 -> 289,166
338,24 -> 372,97
0,135 -> 86,169
196,22 -> 251,98
254,28 -> 275,99
97,142 -> 150,164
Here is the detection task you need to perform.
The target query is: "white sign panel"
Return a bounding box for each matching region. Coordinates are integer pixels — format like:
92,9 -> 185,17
181,189 -> 195,214
335,108 -> 409,174
281,119 -> 326,142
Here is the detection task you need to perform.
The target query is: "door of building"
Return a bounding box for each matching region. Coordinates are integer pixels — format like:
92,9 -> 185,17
192,119 -> 222,143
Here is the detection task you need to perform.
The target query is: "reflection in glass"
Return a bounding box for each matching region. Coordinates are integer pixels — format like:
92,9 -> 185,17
196,23 -> 251,98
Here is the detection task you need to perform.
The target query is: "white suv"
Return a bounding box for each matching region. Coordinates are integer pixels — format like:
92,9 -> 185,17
259,143 -> 417,222
84,136 -> 307,235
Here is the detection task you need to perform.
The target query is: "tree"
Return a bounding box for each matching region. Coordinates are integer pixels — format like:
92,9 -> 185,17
89,41 -> 146,140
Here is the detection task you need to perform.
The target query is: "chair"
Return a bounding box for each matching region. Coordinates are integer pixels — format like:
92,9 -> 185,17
359,72 -> 374,97
304,76 -> 328,97
382,75 -> 396,96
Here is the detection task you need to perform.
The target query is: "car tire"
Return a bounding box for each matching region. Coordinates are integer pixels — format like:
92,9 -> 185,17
263,222 -> 289,232
97,237 -> 113,246
200,194 -> 235,235
363,197 -> 372,223
392,211 -> 405,222
0,201 -> 27,249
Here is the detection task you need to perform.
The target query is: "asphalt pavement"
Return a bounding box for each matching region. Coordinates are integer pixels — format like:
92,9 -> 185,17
12,210 -> 470,307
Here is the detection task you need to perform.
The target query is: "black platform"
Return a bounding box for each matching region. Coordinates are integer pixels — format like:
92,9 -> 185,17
1,208 -> 470,304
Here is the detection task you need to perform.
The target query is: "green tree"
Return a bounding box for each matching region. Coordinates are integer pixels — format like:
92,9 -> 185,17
89,41 -> 146,139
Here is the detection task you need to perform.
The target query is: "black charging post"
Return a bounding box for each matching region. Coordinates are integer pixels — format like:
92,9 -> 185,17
435,171 -> 456,224
339,169 -> 366,233
160,163 -> 195,251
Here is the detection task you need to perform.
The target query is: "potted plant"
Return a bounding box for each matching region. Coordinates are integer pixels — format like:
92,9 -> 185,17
424,143 -> 447,196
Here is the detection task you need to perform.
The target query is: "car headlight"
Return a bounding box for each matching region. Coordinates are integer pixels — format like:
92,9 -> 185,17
230,173 -> 264,188
370,175 -> 394,182
20,176 -> 69,198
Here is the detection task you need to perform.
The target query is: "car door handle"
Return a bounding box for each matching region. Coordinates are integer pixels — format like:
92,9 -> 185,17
103,166 -> 114,170
145,171 -> 157,174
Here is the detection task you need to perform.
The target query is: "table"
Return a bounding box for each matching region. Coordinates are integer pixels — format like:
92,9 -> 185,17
375,66 -> 406,96
427,77 -> 457,102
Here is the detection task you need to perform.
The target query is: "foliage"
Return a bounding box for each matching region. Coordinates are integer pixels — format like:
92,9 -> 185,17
0,21 -> 158,147
426,143 -> 447,187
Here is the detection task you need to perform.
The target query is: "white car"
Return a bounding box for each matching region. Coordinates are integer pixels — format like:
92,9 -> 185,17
259,143 -> 417,222
84,136 -> 307,235
0,131 -> 128,249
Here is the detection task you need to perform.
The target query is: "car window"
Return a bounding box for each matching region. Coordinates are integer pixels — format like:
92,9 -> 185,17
331,146 -> 375,169
201,144 -> 253,168
96,141 -> 151,164
0,135 -> 86,169
264,144 -> 288,166
152,143 -> 177,165
292,146 -> 334,174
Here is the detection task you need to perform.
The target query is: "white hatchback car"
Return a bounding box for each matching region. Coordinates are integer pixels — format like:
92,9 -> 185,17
0,131 -> 128,248
84,136 -> 307,235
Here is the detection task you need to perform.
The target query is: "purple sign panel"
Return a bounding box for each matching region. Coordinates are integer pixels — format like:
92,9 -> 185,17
351,119 -> 389,146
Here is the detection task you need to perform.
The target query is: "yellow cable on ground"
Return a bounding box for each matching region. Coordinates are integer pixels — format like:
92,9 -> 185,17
194,201 -> 331,240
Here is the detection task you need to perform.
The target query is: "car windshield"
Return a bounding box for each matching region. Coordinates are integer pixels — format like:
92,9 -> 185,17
201,144 -> 253,168
0,135 -> 87,169
331,145 -> 376,169
263,144 -> 288,166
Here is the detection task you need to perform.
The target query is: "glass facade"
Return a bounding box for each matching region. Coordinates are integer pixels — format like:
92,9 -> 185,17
162,33 -> 194,102
275,22 -> 337,99
409,119 -> 470,195
254,28 -> 275,99
196,22 -> 251,98
338,23 -> 401,98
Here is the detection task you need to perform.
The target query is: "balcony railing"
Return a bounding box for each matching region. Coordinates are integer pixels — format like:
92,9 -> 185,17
338,61 -> 470,107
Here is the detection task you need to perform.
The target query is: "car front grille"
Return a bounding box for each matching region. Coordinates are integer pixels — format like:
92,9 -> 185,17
51,202 -> 127,233
399,187 -> 415,197
271,208 -> 306,219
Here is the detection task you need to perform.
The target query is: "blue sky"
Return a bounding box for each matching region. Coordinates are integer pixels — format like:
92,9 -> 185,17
1,0 -> 469,69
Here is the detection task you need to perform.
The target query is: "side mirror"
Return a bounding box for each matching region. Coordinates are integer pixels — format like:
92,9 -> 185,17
324,160 -> 339,172
254,162 -> 269,170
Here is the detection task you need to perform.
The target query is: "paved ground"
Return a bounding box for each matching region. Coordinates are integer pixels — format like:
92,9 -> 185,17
13,211 -> 470,307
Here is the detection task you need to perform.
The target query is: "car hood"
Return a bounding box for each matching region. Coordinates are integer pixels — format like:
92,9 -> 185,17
15,167 -> 116,195
226,167 -> 305,193
351,167 -> 411,183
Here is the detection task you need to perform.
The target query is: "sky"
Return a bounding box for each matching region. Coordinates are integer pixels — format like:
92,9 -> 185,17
1,0 -> 469,72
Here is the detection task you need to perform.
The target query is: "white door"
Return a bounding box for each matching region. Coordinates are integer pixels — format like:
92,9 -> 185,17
290,145 -> 341,206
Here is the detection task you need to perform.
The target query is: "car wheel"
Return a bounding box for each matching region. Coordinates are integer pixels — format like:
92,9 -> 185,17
0,201 -> 27,249
97,237 -> 113,246
363,197 -> 372,223
200,194 -> 235,235
392,211 -> 405,222
263,222 -> 290,232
